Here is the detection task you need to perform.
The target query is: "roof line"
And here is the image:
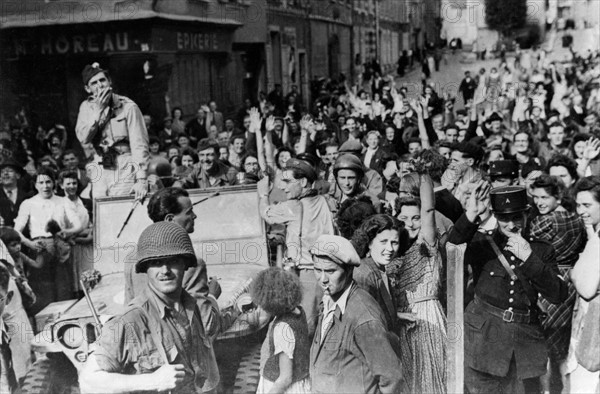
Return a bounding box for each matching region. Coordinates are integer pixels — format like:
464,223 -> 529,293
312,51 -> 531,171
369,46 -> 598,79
0,11 -> 242,29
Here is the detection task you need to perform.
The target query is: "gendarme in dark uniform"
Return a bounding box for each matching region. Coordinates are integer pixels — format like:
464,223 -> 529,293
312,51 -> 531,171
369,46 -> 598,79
447,186 -> 568,393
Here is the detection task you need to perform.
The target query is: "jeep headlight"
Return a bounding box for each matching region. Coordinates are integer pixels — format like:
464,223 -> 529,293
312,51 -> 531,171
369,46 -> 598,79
57,324 -> 84,349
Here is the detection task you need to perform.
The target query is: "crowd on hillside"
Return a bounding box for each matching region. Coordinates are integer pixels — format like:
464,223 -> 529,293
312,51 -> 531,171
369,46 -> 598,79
0,43 -> 599,393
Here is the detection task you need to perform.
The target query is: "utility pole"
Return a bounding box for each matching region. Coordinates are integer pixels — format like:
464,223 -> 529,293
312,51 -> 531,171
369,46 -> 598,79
375,0 -> 380,63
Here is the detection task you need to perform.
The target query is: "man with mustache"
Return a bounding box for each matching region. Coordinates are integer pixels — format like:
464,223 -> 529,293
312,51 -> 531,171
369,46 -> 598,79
174,138 -> 238,189
309,234 -> 401,393
448,184 -> 568,393
81,222 -> 213,393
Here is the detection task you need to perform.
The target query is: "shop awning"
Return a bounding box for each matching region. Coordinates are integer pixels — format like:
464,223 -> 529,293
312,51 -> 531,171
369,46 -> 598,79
0,1 -> 242,29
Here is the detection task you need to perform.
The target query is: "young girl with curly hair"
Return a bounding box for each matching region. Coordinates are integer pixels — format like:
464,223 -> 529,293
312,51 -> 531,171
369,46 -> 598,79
251,267 -> 311,393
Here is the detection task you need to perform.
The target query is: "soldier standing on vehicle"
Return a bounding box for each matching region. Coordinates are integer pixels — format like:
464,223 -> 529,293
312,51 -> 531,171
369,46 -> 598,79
447,184 -> 568,393
258,158 -> 334,337
75,63 -> 149,200
80,222 -> 213,393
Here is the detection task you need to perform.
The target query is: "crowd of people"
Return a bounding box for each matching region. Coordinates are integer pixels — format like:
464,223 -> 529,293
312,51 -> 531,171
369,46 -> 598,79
0,41 -> 599,393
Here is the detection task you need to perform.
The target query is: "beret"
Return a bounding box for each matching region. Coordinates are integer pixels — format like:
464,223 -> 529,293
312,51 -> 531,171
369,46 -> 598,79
286,158 -> 317,182
456,141 -> 484,160
486,112 -> 503,123
197,138 -> 219,153
547,110 -> 561,119
82,62 -> 107,85
310,235 -> 360,267
339,139 -> 363,153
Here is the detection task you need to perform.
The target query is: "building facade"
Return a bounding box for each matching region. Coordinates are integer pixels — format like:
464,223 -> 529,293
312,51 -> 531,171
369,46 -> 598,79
264,0 -> 311,106
1,0 -> 442,127
0,0 -> 266,127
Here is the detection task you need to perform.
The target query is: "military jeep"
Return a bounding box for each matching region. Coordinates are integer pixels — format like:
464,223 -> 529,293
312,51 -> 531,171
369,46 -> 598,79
22,185 -> 271,393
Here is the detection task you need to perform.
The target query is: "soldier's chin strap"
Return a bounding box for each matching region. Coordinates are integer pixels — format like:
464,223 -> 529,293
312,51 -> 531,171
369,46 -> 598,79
487,236 -> 532,307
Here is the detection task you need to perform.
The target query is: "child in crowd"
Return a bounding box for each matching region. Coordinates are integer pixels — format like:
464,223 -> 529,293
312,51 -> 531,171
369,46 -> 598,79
0,263 -> 19,392
0,227 -> 37,308
0,229 -> 36,380
251,267 -> 311,394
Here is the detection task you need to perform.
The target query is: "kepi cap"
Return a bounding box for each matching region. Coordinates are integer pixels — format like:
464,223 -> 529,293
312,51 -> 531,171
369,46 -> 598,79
490,186 -> 530,215
489,160 -> 519,178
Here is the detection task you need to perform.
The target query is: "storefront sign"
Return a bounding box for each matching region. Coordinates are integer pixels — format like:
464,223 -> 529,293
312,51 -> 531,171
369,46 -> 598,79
153,27 -> 233,53
5,31 -> 143,58
176,32 -> 219,51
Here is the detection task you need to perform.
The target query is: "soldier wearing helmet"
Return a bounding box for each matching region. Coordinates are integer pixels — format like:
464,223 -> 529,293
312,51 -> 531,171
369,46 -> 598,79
148,156 -> 176,191
80,222 -> 215,393
328,154 -> 381,214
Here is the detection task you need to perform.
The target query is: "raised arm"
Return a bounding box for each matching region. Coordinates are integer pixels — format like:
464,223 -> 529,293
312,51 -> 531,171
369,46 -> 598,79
415,100 -> 432,150
416,169 -> 436,245
248,108 -> 267,173
571,225 -> 600,300
576,138 -> 600,178
297,115 -> 313,155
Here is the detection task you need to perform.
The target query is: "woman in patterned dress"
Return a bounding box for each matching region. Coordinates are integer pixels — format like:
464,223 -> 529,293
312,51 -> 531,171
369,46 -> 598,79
529,174 -> 586,392
387,168 -> 447,393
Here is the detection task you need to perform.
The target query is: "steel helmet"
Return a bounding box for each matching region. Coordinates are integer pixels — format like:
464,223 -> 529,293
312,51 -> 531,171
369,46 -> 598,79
135,222 -> 197,273
333,154 -> 364,178
148,157 -> 172,178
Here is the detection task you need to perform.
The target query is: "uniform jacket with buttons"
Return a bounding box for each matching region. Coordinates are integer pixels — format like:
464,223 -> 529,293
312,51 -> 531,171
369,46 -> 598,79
448,213 -> 568,379
92,287 -> 219,393
76,93 -> 149,180
310,283 -> 402,394
448,213 -> 567,311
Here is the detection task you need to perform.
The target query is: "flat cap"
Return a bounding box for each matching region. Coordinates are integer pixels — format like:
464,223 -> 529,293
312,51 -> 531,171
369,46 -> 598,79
339,139 -> 363,154
309,235 -> 360,267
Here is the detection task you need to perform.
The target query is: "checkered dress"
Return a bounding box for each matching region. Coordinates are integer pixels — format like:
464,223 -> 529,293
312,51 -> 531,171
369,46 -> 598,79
530,210 -> 586,360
